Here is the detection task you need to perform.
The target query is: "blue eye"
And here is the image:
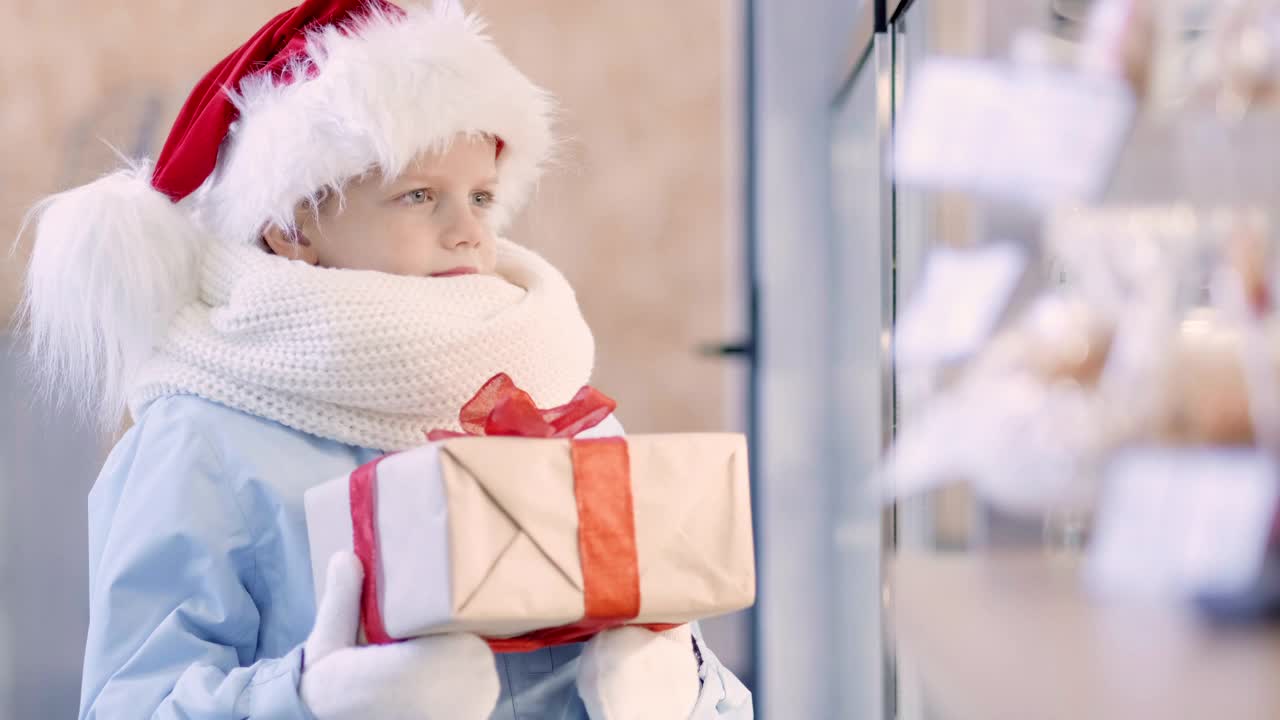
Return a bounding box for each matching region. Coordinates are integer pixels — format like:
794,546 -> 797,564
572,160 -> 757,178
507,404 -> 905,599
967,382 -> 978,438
471,191 -> 495,208
401,188 -> 434,205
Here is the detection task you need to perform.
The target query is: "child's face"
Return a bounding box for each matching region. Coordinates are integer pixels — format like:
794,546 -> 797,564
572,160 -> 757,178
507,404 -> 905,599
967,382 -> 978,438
264,134 -> 500,278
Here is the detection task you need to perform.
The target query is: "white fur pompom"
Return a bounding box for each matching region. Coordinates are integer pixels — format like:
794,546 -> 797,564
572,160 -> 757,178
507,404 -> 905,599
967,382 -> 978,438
19,164 -> 202,432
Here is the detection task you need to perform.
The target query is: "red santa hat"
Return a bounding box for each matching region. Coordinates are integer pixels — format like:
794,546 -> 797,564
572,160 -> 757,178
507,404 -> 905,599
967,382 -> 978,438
163,0 -> 550,240
21,0 -> 555,429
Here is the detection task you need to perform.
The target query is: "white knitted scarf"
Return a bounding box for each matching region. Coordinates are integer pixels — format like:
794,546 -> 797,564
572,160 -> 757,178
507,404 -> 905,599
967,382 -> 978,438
129,238 -> 596,451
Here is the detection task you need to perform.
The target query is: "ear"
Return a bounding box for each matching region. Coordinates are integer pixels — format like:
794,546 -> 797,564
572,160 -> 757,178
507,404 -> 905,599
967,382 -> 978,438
262,224 -> 319,264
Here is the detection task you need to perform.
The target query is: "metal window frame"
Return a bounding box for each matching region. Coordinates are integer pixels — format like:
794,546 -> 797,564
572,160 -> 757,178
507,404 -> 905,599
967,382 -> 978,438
835,2 -> 900,530
831,4 -> 901,719
747,0 -> 935,714
831,2 -> 928,718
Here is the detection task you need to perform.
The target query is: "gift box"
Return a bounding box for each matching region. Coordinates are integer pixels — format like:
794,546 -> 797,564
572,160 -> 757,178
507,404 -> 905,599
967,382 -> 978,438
304,375 -> 756,651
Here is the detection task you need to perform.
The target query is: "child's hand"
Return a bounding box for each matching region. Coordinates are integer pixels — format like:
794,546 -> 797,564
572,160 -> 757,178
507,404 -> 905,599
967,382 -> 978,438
577,625 -> 700,720
300,552 -> 500,720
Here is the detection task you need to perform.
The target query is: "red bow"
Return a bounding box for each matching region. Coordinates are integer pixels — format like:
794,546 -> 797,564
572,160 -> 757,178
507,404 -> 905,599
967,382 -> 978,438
426,373 -> 617,442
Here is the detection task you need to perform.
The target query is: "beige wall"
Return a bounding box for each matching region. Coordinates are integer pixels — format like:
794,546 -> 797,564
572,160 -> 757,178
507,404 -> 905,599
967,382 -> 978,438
2,0 -> 739,434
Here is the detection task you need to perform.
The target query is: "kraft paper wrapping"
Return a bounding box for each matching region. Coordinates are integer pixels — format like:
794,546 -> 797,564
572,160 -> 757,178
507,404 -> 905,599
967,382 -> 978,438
304,433 -> 755,640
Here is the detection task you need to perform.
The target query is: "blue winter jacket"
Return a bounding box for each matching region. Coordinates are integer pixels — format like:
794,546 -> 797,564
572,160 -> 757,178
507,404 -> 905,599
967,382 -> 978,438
79,394 -> 753,719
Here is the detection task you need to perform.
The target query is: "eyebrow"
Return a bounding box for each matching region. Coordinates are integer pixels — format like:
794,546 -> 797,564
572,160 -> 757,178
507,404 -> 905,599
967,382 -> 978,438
393,173 -> 498,187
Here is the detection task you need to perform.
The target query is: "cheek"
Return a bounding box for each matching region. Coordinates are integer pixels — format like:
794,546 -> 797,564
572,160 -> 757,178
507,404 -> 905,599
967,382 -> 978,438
380,214 -> 437,247
317,213 -> 412,267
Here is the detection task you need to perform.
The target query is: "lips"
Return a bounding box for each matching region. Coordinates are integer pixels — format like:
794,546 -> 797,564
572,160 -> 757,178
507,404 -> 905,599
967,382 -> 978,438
430,267 -> 478,277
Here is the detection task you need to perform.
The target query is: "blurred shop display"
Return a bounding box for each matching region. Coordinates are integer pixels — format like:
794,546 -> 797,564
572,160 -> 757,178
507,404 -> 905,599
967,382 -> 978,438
880,0 -> 1280,617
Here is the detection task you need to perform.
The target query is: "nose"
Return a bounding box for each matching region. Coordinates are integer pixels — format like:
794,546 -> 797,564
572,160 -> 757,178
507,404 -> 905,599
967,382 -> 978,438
439,201 -> 486,250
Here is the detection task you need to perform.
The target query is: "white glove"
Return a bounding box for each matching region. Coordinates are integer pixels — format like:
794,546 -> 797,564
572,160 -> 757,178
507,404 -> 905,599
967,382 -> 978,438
300,552 -> 500,720
577,625 -> 700,720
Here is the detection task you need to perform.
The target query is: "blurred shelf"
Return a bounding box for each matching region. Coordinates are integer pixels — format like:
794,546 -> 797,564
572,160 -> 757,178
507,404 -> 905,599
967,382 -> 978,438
888,550 -> 1280,720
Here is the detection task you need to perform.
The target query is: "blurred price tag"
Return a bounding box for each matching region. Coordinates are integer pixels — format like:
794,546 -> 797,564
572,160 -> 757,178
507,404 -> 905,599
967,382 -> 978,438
895,242 -> 1027,368
895,59 -> 1135,208
1088,448 -> 1279,598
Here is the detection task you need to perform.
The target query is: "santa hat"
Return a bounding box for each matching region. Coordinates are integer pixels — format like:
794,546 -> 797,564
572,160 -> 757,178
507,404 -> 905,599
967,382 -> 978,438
21,0 -> 555,430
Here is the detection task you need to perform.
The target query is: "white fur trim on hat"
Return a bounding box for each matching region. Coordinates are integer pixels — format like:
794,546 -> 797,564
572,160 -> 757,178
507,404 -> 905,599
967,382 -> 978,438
198,1 -> 555,244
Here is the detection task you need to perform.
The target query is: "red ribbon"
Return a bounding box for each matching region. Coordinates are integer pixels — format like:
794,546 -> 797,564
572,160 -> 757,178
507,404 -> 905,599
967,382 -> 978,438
485,438 -> 677,653
350,456 -> 394,645
425,373 -> 617,441
353,373 -> 674,653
